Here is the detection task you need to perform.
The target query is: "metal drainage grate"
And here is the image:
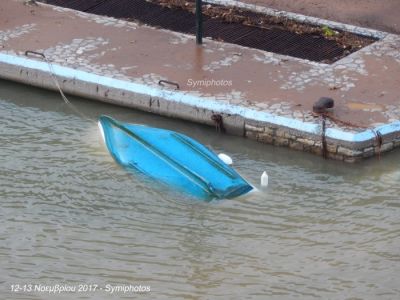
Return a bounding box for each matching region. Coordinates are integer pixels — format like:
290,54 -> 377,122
40,0 -> 376,63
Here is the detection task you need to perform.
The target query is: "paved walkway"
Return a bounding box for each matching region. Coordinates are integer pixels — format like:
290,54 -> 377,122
1,0 -> 400,160
230,0 -> 400,34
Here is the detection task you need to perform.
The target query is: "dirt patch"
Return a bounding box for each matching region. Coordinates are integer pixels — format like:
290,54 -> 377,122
40,0 -> 376,63
239,0 -> 400,34
155,0 -> 375,53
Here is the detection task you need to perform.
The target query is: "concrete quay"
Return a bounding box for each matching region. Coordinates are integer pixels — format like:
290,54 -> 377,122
228,0 -> 400,34
1,0 -> 400,162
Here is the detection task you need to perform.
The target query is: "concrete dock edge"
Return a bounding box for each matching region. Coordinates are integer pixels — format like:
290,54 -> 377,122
1,52 -> 399,162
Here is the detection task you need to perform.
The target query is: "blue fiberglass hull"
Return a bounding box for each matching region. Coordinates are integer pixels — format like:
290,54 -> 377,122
98,116 -> 253,200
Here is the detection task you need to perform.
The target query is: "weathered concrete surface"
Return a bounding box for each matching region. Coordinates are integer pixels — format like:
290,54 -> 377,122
0,0 -> 400,162
226,0 -> 400,34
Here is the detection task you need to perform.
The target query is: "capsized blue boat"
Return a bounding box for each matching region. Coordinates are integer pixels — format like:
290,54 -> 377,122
98,116 -> 253,200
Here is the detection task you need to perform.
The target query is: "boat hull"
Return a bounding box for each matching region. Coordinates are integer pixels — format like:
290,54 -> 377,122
98,116 -> 253,200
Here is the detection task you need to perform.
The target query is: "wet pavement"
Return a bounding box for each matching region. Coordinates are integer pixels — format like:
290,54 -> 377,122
231,0 -> 400,34
0,0 -> 400,159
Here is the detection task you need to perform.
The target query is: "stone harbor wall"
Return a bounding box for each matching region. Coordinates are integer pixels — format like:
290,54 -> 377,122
243,120 -> 400,162
1,0 -> 400,162
1,50 -> 400,163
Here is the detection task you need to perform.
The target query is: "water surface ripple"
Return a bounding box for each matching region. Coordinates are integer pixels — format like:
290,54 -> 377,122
0,80 -> 399,299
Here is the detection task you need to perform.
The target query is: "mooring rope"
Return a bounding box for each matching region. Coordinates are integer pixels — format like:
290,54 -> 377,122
320,114 -> 328,159
23,51 -> 134,184
211,114 -> 225,133
312,112 -> 382,159
24,50 -> 96,123
43,55 -> 70,105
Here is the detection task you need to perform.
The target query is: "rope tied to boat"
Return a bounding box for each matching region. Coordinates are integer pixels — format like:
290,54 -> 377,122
24,51 -> 137,185
25,51 -> 70,104
24,50 -> 94,123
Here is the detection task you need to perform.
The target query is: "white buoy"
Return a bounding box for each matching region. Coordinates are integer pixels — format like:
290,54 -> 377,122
218,153 -> 233,165
261,171 -> 269,187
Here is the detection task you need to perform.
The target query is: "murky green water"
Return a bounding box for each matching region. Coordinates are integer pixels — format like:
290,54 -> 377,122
0,79 -> 399,299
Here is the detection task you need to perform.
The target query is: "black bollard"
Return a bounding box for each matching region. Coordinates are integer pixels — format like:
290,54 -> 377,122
313,97 -> 335,113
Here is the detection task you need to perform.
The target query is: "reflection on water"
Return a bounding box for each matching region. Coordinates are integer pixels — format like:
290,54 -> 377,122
0,80 -> 399,299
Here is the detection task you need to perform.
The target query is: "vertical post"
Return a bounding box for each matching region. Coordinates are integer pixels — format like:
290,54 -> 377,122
195,0 -> 203,44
